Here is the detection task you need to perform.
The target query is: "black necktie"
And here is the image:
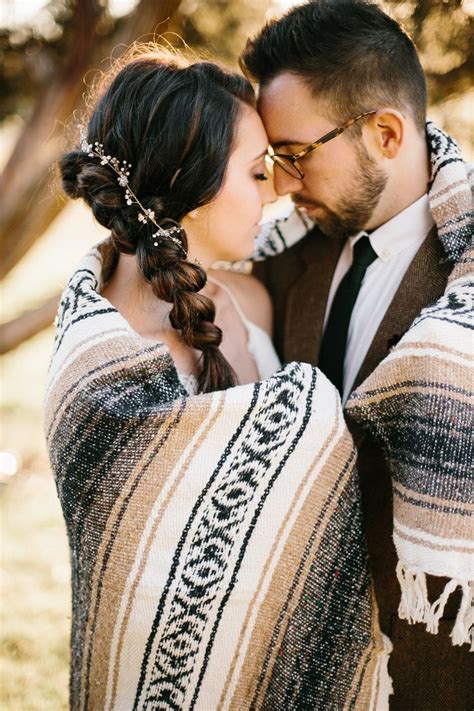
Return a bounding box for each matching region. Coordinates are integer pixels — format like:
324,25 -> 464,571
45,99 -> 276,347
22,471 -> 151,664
319,234 -> 378,394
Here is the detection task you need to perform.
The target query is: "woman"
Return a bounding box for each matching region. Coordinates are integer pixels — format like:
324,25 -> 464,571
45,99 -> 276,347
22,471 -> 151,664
45,47 -> 387,710
62,49 -> 279,394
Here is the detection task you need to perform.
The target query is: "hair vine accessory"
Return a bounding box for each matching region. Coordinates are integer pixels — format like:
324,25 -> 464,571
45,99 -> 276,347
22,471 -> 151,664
79,126 -> 188,258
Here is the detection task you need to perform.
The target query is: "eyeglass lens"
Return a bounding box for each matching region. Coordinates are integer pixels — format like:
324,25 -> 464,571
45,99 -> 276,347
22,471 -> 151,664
272,155 -> 303,179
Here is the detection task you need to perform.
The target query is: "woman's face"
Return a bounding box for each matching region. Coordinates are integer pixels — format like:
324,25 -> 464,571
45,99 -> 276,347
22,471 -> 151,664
182,104 -> 277,266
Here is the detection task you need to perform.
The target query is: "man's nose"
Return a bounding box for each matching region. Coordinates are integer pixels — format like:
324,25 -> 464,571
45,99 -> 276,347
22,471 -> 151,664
273,166 -> 303,196
262,176 -> 278,205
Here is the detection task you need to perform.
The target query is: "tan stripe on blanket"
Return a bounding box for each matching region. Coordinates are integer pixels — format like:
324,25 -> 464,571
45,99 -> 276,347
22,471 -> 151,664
351,378 -> 472,409
391,341 -> 472,362
429,178 -> 472,203
45,326 -> 129,408
394,487 -> 474,542
393,524 -> 473,555
394,481 -> 474,515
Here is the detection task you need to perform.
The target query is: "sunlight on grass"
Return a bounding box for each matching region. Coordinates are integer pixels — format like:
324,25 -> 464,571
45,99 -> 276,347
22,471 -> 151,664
1,469 -> 70,710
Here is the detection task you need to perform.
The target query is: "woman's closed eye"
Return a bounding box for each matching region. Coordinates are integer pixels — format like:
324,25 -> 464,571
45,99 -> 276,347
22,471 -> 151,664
253,161 -> 269,181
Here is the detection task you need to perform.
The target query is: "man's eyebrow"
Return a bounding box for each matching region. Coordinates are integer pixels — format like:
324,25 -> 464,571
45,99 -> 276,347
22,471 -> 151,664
271,138 -> 308,149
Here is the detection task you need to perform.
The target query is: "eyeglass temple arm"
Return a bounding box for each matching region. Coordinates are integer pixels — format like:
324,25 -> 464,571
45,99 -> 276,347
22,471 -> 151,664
294,110 -> 377,159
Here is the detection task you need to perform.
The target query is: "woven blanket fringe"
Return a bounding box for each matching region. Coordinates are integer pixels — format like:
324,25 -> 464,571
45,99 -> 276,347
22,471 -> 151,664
369,634 -> 393,710
396,562 -> 474,650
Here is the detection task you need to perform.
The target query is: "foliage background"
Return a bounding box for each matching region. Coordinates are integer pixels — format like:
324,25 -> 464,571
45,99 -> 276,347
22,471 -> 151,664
1,1 -> 472,708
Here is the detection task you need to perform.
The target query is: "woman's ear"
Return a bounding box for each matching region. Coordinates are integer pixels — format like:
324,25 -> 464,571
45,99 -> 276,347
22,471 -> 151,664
369,109 -> 405,159
181,209 -> 202,244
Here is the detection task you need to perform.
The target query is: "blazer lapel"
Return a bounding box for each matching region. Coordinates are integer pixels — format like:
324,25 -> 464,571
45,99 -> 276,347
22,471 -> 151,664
351,227 -> 451,392
284,229 -> 343,364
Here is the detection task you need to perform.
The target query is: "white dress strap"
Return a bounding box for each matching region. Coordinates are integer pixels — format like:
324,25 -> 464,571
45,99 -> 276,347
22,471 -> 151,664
207,275 -> 252,328
207,275 -> 281,380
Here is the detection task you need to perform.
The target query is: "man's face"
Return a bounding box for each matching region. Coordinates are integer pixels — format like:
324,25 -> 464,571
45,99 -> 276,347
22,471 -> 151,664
258,72 -> 387,240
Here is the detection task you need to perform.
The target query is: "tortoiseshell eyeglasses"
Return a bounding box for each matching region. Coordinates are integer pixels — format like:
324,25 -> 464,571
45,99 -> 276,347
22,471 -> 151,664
267,110 -> 377,179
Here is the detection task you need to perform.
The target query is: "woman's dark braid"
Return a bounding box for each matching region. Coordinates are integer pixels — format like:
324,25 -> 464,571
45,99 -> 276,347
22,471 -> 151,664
136,236 -> 237,393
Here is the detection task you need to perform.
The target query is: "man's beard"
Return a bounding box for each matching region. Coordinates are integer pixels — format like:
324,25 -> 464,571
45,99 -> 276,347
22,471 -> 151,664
293,145 -> 388,240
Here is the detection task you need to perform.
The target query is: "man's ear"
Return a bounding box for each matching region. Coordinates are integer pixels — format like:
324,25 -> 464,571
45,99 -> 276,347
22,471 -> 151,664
368,109 -> 405,159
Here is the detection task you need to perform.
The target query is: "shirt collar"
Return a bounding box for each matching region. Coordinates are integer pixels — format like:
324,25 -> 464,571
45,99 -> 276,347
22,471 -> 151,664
350,194 -> 434,262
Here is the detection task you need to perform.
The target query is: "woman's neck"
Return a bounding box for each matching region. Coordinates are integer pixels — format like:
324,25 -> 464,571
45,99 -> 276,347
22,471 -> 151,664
101,253 -> 172,336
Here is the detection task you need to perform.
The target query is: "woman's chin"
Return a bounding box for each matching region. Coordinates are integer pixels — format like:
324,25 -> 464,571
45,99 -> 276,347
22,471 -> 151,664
207,231 -> 257,265
226,241 -> 256,263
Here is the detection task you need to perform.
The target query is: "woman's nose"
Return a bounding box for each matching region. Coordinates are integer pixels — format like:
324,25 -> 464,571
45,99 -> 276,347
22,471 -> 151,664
274,165 -> 303,196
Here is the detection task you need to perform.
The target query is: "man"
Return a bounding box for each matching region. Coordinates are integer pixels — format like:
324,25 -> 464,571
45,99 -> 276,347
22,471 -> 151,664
240,1 -> 473,708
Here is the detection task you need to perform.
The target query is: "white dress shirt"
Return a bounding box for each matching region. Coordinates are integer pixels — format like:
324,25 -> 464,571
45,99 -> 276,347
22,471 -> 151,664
323,194 -> 435,403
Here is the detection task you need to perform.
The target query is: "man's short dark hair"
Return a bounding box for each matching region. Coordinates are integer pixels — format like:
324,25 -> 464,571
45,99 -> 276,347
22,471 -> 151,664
240,0 -> 427,132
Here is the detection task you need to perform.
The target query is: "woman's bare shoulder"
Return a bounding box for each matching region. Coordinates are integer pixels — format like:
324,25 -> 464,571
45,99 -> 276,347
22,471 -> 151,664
209,268 -> 273,333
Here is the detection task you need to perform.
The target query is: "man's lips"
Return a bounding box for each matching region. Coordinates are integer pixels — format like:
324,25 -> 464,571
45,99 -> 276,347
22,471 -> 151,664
294,202 -> 324,212
292,195 -> 324,210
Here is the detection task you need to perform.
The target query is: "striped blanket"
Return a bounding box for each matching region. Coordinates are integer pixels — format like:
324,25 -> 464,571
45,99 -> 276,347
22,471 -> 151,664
345,123 -> 473,650
346,245 -> 473,649
44,249 -> 389,710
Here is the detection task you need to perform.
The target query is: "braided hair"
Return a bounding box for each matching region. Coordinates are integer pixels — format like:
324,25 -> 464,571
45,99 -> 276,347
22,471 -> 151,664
60,48 -> 256,393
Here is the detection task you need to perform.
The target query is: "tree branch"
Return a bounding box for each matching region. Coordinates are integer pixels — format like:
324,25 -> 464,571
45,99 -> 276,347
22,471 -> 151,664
0,293 -> 60,354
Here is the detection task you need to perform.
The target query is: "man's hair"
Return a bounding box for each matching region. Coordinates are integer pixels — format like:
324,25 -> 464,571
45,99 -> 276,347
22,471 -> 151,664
240,0 -> 427,132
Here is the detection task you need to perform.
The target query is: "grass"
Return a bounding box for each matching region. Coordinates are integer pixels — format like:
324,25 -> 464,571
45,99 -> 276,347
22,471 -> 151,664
1,324 -> 72,708
1,465 -> 70,709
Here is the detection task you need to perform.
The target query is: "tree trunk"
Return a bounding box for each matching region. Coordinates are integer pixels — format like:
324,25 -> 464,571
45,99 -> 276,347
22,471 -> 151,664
0,0 -> 99,279
0,0 -> 183,281
0,294 -> 60,355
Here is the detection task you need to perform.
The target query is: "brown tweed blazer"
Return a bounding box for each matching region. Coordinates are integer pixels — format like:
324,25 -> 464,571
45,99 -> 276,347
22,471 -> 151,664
254,224 -> 473,711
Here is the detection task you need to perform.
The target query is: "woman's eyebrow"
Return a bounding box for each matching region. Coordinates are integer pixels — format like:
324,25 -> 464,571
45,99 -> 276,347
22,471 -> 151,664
249,149 -> 268,162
